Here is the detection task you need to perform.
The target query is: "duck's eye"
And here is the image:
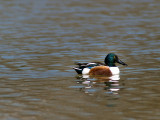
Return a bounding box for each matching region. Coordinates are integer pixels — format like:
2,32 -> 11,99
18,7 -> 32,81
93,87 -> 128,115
114,56 -> 118,61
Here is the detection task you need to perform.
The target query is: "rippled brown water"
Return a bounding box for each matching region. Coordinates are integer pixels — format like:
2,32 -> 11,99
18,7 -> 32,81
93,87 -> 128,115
0,0 -> 160,120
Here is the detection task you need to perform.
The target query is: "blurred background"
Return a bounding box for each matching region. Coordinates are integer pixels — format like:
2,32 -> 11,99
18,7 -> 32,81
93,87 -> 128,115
0,0 -> 159,120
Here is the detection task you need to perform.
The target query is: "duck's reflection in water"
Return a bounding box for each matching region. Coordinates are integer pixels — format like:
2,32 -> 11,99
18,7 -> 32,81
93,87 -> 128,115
75,74 -> 121,95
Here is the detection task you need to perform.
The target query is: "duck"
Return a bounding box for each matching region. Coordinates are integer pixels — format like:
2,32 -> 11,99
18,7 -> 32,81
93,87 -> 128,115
73,53 -> 127,76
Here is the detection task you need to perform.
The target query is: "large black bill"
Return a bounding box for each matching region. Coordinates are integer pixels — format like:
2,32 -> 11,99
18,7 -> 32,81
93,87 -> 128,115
116,59 -> 128,66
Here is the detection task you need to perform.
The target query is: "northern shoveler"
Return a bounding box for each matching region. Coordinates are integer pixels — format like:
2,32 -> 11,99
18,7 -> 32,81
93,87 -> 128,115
73,53 -> 127,76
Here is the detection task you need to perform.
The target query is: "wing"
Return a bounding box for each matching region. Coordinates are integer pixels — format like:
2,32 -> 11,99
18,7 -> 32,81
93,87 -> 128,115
75,62 -> 105,67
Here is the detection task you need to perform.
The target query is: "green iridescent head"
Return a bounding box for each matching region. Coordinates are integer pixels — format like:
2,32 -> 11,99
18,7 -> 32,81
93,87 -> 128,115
104,53 -> 127,67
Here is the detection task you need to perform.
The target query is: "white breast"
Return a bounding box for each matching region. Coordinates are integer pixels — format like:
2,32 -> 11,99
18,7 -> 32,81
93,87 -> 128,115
109,67 -> 120,75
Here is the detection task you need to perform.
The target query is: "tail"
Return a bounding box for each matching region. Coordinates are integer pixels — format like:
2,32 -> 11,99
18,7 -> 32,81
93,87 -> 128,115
73,67 -> 83,74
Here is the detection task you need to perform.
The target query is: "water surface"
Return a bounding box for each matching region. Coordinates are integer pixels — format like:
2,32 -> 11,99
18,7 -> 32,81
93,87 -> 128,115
0,0 -> 160,120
